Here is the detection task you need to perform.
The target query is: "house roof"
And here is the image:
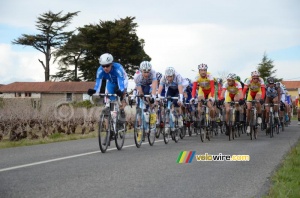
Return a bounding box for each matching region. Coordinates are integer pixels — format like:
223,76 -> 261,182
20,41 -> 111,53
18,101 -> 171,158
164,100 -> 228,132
0,82 -> 95,93
281,81 -> 300,90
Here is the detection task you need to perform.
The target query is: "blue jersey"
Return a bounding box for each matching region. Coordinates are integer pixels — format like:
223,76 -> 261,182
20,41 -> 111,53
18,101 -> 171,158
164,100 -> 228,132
94,62 -> 126,93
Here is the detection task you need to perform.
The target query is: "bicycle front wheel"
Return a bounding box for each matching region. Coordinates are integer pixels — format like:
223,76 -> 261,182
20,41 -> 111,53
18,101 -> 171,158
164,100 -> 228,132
134,109 -> 143,148
98,113 -> 110,153
115,113 -> 126,150
148,113 -> 156,146
163,110 -> 171,144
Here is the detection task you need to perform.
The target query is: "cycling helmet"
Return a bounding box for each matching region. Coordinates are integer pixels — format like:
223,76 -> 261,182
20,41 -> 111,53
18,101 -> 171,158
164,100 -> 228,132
267,77 -> 275,84
235,76 -> 241,81
165,67 -> 175,76
217,78 -> 223,84
99,53 -> 113,65
251,70 -> 260,77
139,61 -> 152,72
226,73 -> 236,80
156,72 -> 162,81
198,63 -> 208,70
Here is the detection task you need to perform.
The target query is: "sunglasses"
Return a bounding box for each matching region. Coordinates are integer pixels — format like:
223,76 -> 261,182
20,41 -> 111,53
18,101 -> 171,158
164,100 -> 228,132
102,64 -> 111,68
252,78 -> 259,80
142,70 -> 150,73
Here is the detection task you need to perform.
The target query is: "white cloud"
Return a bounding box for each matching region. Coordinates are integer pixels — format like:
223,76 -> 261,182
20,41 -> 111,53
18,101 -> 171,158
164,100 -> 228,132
0,0 -> 299,84
0,44 -> 59,84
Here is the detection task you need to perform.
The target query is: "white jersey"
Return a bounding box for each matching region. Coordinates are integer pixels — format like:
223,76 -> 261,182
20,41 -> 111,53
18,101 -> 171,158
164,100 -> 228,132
160,72 -> 188,90
134,69 -> 157,86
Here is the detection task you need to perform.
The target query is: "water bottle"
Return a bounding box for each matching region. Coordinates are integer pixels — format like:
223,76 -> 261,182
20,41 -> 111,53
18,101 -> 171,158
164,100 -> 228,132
144,112 -> 150,123
111,111 -> 117,123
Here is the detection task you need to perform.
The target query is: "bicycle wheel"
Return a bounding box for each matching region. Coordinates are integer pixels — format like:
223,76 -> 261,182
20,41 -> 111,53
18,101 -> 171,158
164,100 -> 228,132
134,108 -> 143,148
270,115 -> 273,138
228,122 -> 232,141
98,113 -> 110,153
155,110 -> 162,138
174,128 -> 180,143
148,113 -> 156,146
115,112 -> 126,150
163,110 -> 171,144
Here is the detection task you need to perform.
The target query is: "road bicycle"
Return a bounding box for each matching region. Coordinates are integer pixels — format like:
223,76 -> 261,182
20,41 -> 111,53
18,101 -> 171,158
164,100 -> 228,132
131,95 -> 157,148
160,96 -> 181,144
94,93 -> 126,153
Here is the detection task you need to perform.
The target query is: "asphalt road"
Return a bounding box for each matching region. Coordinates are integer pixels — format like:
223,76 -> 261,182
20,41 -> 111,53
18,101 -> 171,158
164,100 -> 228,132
0,121 -> 299,198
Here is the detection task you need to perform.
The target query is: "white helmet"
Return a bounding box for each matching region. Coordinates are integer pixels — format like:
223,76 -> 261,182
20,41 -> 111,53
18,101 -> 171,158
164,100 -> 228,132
165,67 -> 175,76
227,73 -> 236,80
198,63 -> 208,70
99,53 -> 113,65
139,61 -> 152,72
251,70 -> 260,77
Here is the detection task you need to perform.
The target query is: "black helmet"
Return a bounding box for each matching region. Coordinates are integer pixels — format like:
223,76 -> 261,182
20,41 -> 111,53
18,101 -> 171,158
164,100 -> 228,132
267,77 -> 275,84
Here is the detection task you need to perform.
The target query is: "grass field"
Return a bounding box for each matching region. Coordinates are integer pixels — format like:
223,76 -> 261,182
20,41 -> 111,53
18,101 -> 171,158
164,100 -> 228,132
264,140 -> 300,198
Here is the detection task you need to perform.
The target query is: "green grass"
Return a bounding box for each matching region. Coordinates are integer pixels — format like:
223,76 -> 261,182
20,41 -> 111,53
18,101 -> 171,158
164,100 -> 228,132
264,140 -> 300,198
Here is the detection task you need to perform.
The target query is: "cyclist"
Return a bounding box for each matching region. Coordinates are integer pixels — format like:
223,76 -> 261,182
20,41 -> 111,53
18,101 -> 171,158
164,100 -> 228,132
277,82 -> 288,125
219,73 -> 244,135
285,91 -> 292,124
157,67 -> 188,129
191,63 -> 216,121
87,53 -> 128,119
264,77 -> 281,132
134,61 -> 157,104
243,70 -> 265,133
295,91 -> 300,125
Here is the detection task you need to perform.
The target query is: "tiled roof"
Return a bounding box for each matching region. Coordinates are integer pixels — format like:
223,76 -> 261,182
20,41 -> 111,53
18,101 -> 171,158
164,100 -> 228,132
0,82 -> 95,93
281,81 -> 300,89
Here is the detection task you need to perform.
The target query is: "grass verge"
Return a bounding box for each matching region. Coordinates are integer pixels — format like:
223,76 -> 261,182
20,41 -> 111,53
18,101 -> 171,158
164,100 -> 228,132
264,140 -> 300,198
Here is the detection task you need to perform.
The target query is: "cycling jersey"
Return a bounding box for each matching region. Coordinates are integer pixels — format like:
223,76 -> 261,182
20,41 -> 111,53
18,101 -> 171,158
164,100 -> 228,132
221,81 -> 242,102
192,72 -> 215,98
94,62 -> 128,93
160,72 -> 188,90
134,69 -> 157,86
243,76 -> 265,100
265,83 -> 280,99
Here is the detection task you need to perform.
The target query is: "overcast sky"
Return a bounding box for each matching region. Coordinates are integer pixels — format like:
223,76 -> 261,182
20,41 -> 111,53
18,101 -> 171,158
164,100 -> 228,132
0,0 -> 299,87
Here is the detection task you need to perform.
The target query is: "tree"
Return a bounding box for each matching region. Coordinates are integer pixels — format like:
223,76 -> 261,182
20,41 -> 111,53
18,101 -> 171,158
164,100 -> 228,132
53,16 -> 150,81
52,33 -> 86,81
12,11 -> 79,81
257,52 -> 282,82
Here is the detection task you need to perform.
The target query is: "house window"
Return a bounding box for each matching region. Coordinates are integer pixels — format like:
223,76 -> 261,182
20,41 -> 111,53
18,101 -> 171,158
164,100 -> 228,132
66,93 -> 72,101
25,92 -> 31,97
15,93 -> 22,97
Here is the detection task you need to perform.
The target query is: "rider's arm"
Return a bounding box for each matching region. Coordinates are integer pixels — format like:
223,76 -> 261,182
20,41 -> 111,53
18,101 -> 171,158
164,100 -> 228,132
242,85 -> 248,98
209,80 -> 215,98
192,82 -> 198,98
94,67 -> 103,93
261,85 -> 266,99
219,88 -> 226,100
136,86 -> 143,95
178,84 -> 183,101
157,85 -> 163,96
151,80 -> 158,97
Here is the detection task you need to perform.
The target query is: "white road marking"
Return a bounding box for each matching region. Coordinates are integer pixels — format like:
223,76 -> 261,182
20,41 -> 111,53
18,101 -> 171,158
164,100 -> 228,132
0,139 -> 165,173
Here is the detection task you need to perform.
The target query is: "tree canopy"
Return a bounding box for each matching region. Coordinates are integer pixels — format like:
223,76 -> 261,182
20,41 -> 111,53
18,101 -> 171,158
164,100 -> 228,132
12,11 -> 80,81
257,52 -> 282,82
52,16 -> 150,81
